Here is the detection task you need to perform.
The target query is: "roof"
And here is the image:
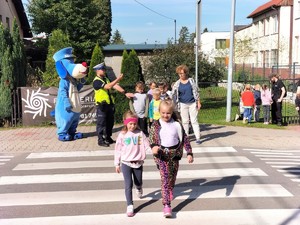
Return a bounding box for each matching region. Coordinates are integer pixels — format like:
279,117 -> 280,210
247,0 -> 293,18
12,0 -> 32,37
103,44 -> 167,51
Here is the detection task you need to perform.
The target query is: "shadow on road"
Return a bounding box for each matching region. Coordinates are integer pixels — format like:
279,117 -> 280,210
135,175 -> 241,217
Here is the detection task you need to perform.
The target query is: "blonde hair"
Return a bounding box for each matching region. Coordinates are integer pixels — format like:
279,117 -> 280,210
152,88 -> 161,97
159,99 -> 174,112
122,110 -> 139,132
159,99 -> 181,122
176,64 -> 189,75
245,84 -> 251,90
255,84 -> 261,90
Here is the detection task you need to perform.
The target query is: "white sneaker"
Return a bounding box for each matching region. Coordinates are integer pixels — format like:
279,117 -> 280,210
126,204 -> 134,217
136,188 -> 143,198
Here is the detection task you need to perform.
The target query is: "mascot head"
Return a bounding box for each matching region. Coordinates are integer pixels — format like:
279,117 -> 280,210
53,47 -> 88,79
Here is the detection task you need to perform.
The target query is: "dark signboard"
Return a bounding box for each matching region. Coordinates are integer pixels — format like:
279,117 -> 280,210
20,85 -> 96,126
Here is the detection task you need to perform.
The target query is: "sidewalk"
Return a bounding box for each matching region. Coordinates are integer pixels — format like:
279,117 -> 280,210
1,124 -> 300,153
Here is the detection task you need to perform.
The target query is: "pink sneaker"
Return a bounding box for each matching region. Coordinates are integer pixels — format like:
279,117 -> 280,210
126,205 -> 134,217
163,205 -> 172,218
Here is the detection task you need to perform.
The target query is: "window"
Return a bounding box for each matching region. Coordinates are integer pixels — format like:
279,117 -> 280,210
265,50 -> 270,68
215,39 -> 226,49
259,20 -> 264,37
270,49 -> 278,67
260,51 -> 264,67
6,17 -> 10,29
214,57 -> 226,67
272,15 -> 278,34
254,51 -> 258,67
265,18 -> 270,36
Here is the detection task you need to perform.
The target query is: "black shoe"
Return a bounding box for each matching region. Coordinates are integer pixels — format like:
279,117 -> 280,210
98,141 -> 110,147
105,137 -> 115,144
277,122 -> 282,126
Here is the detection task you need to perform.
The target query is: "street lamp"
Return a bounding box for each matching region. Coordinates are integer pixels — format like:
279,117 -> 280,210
225,0 -> 236,122
195,0 -> 202,87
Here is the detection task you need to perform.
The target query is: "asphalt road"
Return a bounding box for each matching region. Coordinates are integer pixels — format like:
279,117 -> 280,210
0,146 -> 300,225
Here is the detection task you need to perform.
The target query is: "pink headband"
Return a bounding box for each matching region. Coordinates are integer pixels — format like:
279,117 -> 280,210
124,117 -> 138,125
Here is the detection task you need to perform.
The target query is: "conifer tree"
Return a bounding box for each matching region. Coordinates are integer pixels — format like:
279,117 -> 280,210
12,19 -> 27,88
42,29 -> 71,87
86,43 -> 104,84
0,48 -> 14,121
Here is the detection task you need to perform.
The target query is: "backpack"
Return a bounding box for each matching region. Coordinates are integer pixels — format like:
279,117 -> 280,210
255,97 -> 262,105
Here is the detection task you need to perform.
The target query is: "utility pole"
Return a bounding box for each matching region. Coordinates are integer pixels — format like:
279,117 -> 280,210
226,0 -> 236,122
195,0 -> 202,86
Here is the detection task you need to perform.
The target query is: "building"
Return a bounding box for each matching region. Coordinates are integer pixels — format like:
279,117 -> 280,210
0,0 -> 31,38
201,31 -> 230,67
235,0 -> 295,78
292,0 -> 300,66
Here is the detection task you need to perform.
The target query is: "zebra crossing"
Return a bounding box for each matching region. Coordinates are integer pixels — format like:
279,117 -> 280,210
0,147 -> 300,225
0,154 -> 14,167
243,148 -> 300,187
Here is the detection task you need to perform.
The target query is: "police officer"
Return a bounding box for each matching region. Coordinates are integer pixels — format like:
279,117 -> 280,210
93,63 -> 130,147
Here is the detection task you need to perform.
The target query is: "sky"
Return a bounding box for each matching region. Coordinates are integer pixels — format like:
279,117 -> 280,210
22,0 -> 269,44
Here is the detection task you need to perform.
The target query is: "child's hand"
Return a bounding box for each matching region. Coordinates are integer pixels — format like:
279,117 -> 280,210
152,146 -> 160,155
115,166 -> 121,173
187,155 -> 194,163
296,106 -> 299,111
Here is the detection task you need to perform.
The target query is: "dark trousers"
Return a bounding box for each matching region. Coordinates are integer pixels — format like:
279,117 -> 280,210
121,163 -> 143,206
271,100 -> 282,124
138,117 -> 148,136
96,104 -> 114,143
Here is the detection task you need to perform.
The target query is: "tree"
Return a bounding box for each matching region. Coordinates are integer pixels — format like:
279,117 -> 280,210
143,43 -> 224,84
178,26 -> 190,44
203,27 -> 208,33
120,49 -> 140,86
110,29 -> 125,44
12,19 -> 27,88
86,42 -> 104,84
42,29 -> 71,87
0,48 -> 14,124
27,0 -> 112,61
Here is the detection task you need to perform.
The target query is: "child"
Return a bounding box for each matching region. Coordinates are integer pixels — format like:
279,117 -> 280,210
114,110 -> 151,217
261,84 -> 273,124
295,87 -> 300,123
148,88 -> 161,126
149,99 -> 194,218
147,81 -> 157,102
253,84 -> 262,122
129,81 -> 149,136
158,82 -> 170,100
241,84 -> 255,124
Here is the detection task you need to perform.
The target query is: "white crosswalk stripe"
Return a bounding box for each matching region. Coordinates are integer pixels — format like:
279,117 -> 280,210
0,147 -> 299,225
0,154 -> 14,166
243,148 -> 300,185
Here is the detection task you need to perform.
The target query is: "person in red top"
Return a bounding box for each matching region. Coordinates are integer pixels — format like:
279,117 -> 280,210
241,84 -> 255,124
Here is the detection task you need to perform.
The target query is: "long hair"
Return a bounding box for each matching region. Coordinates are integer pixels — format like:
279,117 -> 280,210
122,110 -> 139,133
159,99 -> 181,122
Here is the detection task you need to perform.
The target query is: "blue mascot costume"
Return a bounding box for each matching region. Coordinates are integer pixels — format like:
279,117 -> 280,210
53,47 -> 88,141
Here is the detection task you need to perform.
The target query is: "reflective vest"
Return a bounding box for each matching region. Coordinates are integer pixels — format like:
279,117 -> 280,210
94,76 -> 114,104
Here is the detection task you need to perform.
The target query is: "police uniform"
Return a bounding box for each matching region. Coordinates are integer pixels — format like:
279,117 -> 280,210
93,63 -> 116,147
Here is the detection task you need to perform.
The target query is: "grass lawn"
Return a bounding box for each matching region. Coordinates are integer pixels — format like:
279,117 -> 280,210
199,85 -> 299,129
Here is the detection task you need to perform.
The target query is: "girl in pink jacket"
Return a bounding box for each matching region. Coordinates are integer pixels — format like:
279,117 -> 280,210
114,110 -> 151,217
261,84 -> 273,124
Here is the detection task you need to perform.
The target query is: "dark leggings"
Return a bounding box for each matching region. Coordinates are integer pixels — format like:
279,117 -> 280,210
121,163 -> 143,206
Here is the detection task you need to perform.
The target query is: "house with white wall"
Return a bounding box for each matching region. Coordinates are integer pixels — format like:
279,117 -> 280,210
201,31 -> 230,67
235,0 -> 294,78
293,0 -> 300,66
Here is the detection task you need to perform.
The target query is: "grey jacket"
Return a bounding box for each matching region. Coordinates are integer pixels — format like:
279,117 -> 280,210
171,78 -> 200,111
